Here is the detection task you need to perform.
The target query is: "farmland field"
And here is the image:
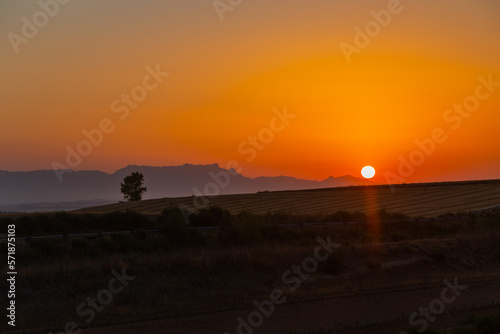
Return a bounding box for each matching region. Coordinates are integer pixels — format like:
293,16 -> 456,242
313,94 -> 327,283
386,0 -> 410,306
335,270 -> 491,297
2,180 -> 500,334
75,179 -> 500,217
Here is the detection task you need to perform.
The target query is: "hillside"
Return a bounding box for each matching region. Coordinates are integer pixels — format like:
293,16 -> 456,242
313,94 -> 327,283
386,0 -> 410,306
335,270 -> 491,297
0,164 -> 371,211
75,179 -> 500,217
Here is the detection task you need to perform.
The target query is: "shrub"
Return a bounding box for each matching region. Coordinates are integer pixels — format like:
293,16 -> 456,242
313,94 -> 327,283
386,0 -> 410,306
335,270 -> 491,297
189,206 -> 232,227
159,211 -> 189,246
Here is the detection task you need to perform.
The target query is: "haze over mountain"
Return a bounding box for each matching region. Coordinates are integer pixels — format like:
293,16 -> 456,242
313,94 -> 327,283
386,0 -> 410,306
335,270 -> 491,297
0,164 -> 372,212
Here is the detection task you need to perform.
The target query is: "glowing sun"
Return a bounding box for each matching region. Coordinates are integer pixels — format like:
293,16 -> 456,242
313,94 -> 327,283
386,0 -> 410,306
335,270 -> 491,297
361,166 -> 376,179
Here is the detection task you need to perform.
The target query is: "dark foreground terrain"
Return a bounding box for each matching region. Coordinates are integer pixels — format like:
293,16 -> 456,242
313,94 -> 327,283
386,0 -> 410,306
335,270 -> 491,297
1,205 -> 500,333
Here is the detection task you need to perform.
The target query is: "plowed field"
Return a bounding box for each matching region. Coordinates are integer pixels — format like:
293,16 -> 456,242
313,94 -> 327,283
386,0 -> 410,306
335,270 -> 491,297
75,180 -> 500,217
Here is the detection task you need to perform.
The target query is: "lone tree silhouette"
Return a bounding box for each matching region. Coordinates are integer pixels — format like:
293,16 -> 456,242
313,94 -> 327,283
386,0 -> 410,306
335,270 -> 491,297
121,171 -> 147,201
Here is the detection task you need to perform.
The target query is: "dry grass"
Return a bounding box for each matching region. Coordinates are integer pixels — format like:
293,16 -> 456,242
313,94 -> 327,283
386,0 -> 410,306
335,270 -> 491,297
4,221 -> 500,331
2,195 -> 499,333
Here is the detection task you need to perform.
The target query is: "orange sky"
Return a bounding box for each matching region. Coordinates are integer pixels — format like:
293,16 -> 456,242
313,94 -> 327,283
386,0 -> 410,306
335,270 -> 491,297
1,0 -> 499,184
